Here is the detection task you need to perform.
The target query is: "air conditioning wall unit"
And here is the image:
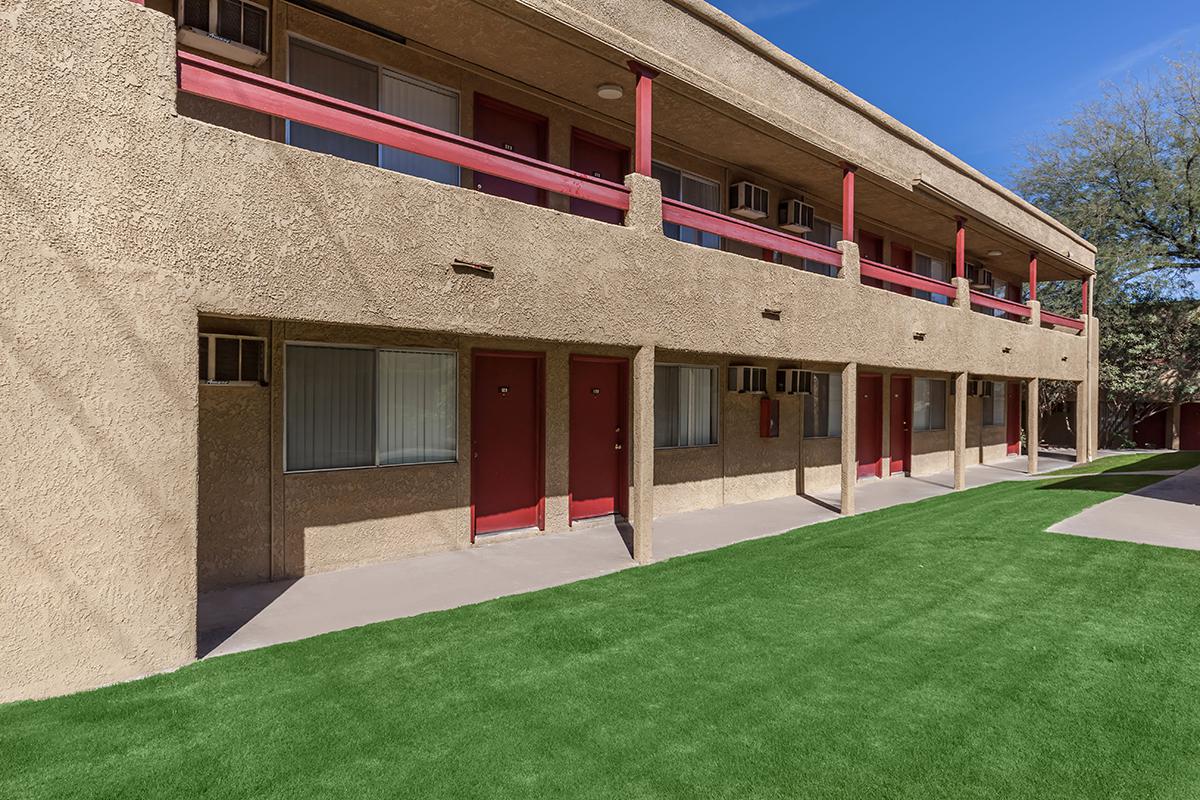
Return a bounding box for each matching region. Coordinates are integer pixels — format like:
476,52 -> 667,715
728,365 -> 768,394
199,334 -> 268,386
775,368 -> 812,395
729,181 -> 770,220
778,199 -> 815,234
951,379 -> 981,397
967,264 -> 994,289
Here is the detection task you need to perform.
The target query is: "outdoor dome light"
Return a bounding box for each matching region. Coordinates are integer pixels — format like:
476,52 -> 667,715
596,83 -> 624,100
987,250 -> 1003,257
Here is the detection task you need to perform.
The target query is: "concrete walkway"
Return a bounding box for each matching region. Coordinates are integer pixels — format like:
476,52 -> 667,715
1049,466 -> 1200,551
198,453 -> 1076,659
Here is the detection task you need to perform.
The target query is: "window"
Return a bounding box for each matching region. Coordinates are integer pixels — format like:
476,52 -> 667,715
804,372 -> 843,438
983,381 -> 1006,427
914,253 -> 951,304
285,345 -> 457,472
803,217 -> 843,277
913,378 -> 947,431
288,39 -> 460,184
199,334 -> 266,385
653,162 -> 721,249
654,365 -> 718,448
180,0 -> 268,53
992,279 -> 1009,317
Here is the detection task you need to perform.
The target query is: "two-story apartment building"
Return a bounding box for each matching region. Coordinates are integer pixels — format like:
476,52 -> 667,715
0,0 -> 1098,702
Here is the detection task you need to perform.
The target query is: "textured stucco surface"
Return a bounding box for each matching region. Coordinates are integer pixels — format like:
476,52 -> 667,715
2,0 -> 1096,700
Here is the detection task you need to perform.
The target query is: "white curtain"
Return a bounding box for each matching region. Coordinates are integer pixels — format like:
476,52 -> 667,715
654,365 -> 716,447
377,350 -> 457,465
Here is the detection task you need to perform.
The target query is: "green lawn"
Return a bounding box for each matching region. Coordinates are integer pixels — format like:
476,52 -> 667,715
4,473 -> 1200,799
1053,450 -> 1200,475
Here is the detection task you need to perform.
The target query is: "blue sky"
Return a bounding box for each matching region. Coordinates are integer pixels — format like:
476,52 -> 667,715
708,0 -> 1200,186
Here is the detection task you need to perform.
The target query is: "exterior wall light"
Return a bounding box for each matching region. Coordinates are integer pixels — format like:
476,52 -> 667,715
762,308 -> 782,320
912,331 -> 926,341
987,250 -> 1003,257
596,84 -> 624,100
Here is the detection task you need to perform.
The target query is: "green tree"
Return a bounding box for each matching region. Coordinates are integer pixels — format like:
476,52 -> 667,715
1015,55 -> 1200,447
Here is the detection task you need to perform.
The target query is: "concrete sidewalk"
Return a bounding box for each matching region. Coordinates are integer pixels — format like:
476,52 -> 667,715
1049,466 -> 1200,550
198,453 -> 1073,659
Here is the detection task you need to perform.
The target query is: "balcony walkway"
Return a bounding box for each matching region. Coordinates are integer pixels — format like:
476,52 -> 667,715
198,452 -> 1081,659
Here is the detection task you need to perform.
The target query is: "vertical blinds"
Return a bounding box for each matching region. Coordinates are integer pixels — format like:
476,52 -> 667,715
286,345 -> 456,471
654,365 -> 717,448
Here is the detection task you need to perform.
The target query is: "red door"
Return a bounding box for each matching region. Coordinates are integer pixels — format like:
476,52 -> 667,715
889,244 -> 913,296
1183,404 -> 1200,451
889,375 -> 912,475
1132,408 -> 1168,449
473,94 -> 547,206
857,374 -> 884,479
860,230 -> 885,288
1007,382 -> 1022,455
570,129 -> 628,224
471,351 -> 544,538
569,356 -> 628,521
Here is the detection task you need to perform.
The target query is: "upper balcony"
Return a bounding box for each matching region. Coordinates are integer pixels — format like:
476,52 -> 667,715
146,0 -> 1093,360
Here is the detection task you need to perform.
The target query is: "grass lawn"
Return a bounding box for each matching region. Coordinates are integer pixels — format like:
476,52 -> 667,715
4,473 -> 1200,799
1053,450 -> 1200,475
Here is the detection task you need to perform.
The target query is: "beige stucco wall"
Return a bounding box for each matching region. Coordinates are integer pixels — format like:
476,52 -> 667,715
1,0 -> 1094,701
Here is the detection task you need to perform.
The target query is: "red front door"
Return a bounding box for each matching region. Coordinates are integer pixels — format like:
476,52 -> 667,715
570,129 -> 628,224
569,357 -> 628,521
857,374 -> 884,479
1007,381 -> 1022,455
471,352 -> 544,538
473,94 -> 547,206
1183,403 -> 1200,451
889,243 -> 913,296
889,375 -> 912,475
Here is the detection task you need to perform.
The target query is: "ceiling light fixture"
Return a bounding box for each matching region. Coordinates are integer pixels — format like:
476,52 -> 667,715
987,250 -> 1003,257
596,83 -> 624,100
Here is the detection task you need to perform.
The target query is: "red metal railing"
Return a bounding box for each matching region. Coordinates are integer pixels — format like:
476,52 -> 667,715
969,289 -> 1033,320
659,198 -> 843,269
860,259 -> 956,300
176,52 -> 631,212
1040,310 -> 1086,332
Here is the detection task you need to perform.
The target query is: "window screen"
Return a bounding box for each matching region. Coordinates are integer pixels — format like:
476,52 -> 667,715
804,372 -> 843,438
285,345 -> 376,471
183,0 -> 209,29
913,378 -> 947,431
654,365 -> 718,448
377,350 -> 457,465
288,39 -> 379,166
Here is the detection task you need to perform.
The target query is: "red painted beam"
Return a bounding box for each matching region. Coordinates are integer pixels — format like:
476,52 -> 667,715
841,163 -> 856,242
954,217 -> 966,279
661,198 -> 842,268
968,289 -> 1033,320
177,52 -> 631,211
860,259 -> 956,300
1028,251 -> 1038,302
1040,310 -> 1086,331
629,61 -> 659,177
1082,278 -> 1090,316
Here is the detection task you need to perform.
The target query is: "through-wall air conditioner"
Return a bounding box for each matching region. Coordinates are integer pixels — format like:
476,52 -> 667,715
728,365 -> 768,394
775,368 -> 812,395
177,0 -> 270,67
778,199 -> 815,234
199,334 -> 268,386
967,264 -> 994,289
729,181 -> 770,220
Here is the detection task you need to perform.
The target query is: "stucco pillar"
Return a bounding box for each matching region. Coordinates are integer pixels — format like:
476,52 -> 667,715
1027,299 -> 1041,328
954,372 -> 968,489
1089,315 -> 1100,458
840,362 -> 858,515
838,239 -> 860,284
1026,377 -> 1040,475
624,172 -> 663,231
630,344 -> 655,563
1074,380 -> 1089,463
951,277 -> 972,310
1169,402 -> 1182,451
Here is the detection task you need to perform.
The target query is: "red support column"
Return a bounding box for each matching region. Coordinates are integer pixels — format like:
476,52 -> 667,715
955,217 -> 967,279
628,61 -> 659,176
841,163 -> 856,241
1028,251 -> 1038,301
1082,277 -> 1090,316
